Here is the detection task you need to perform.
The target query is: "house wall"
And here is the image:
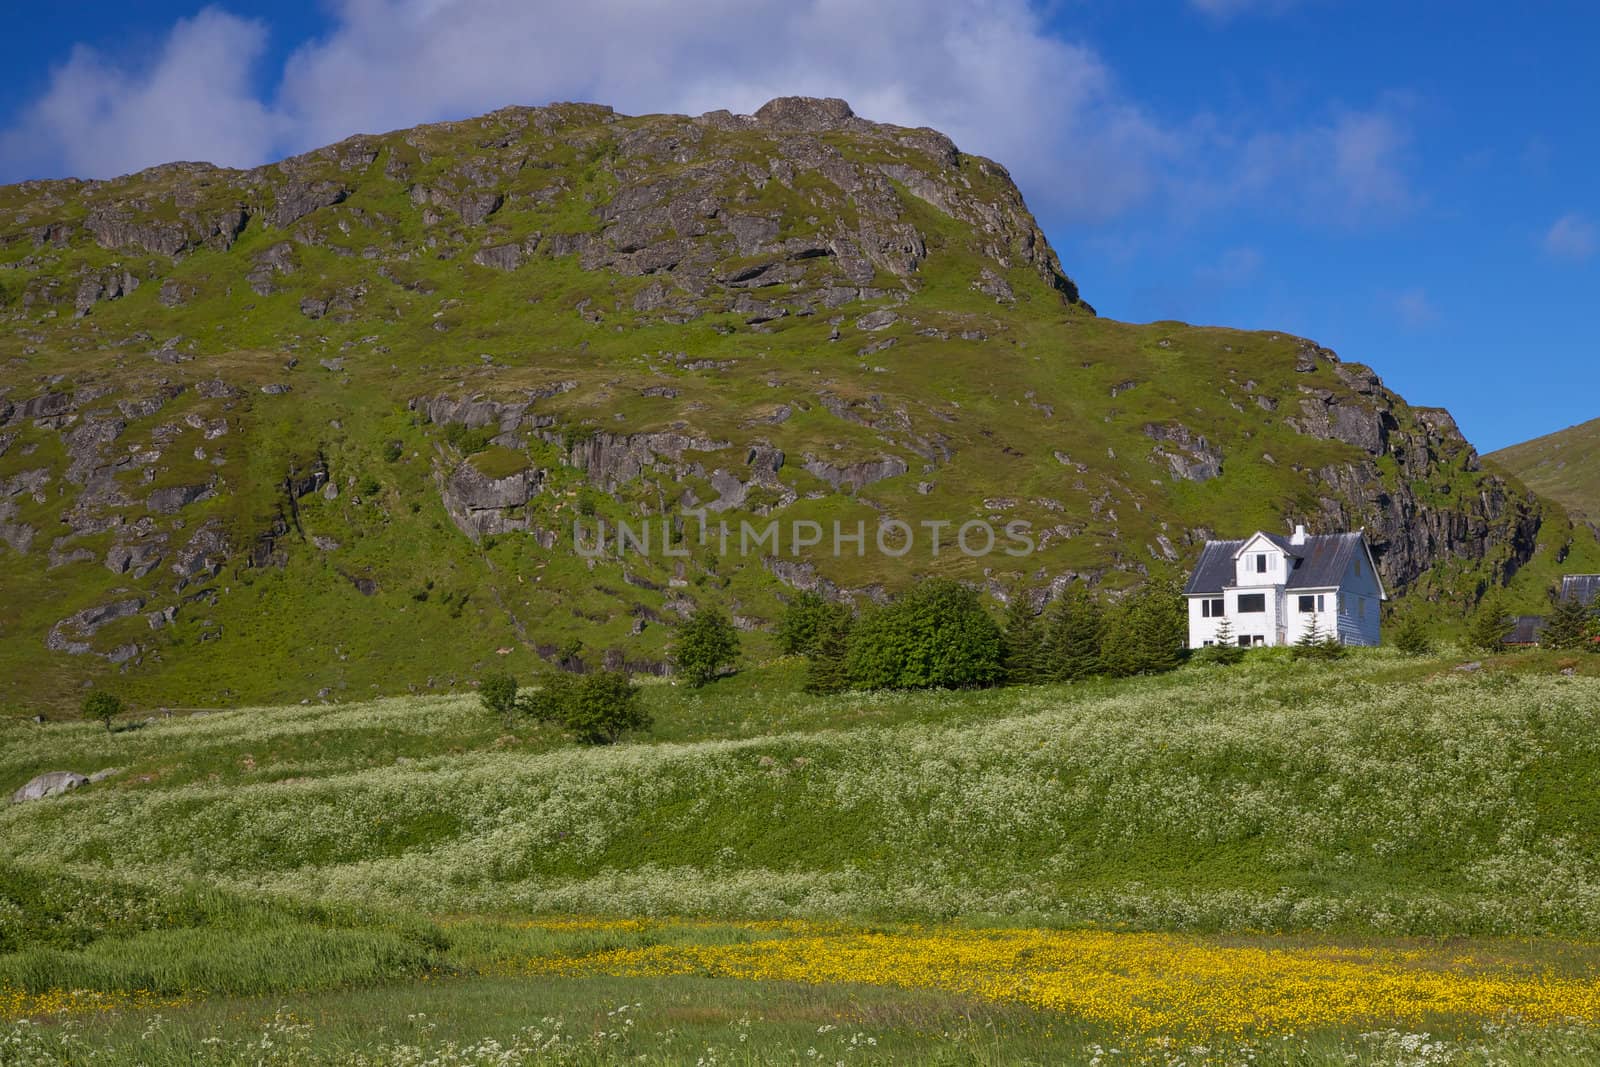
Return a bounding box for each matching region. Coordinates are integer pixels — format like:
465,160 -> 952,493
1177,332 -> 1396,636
1234,536 -> 1291,588
1188,586 -> 1286,648
1333,549 -> 1383,646
1282,589 -> 1339,644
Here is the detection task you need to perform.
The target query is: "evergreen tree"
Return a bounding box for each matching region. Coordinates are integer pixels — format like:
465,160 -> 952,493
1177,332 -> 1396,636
1001,589 -> 1047,684
1467,594 -> 1513,653
671,607 -> 741,687
1204,618 -> 1245,665
776,591 -> 849,656
803,614 -> 854,694
1391,615 -> 1432,656
1294,617 -> 1346,661
1133,577 -> 1187,674
1542,590 -> 1597,650
1096,601 -> 1142,678
1045,582 -> 1103,681
1098,579 -> 1187,677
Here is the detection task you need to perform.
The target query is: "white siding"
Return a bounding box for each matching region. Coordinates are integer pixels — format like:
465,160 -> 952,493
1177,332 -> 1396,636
1335,549 -> 1383,646
1283,590 -> 1339,644
1234,534 -> 1291,589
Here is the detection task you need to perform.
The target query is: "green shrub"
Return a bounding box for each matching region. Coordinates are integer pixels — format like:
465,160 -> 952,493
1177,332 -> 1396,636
563,670 -> 648,744
82,691 -> 123,733
844,579 -> 1003,691
478,671 -> 519,724
382,439 -> 404,463
1392,616 -> 1432,656
777,591 -> 850,657
672,607 -> 741,687
1468,594 -> 1513,653
443,423 -> 494,455
519,670 -> 648,744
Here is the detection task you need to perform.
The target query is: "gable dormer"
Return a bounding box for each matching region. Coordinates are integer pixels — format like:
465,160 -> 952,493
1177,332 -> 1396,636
1233,532 -> 1293,587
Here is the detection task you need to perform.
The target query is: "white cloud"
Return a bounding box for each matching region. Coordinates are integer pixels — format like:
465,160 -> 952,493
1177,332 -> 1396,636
1214,108 -> 1416,224
0,7 -> 283,180
269,0 -> 1173,223
0,0 -> 1416,235
1195,246 -> 1263,286
1390,287 -> 1438,330
1544,213 -> 1596,262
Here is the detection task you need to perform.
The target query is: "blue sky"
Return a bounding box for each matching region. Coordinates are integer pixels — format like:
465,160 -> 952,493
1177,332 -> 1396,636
0,1 -> 1594,452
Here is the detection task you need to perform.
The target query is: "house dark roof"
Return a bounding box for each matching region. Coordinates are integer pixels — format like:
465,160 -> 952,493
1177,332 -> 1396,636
1183,532 -> 1371,595
1505,615 -> 1547,645
1562,575 -> 1600,607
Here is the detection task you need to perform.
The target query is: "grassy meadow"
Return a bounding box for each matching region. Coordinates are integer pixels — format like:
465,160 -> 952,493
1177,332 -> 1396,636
6,647 -> 1600,1063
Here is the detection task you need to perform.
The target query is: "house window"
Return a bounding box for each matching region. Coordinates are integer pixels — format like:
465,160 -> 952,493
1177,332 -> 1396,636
1256,553 -> 1268,573
1202,640 -> 1214,647
1238,594 -> 1266,613
1237,636 -> 1251,647
1252,635 -> 1266,646
1201,598 -> 1225,618
1298,595 -> 1316,613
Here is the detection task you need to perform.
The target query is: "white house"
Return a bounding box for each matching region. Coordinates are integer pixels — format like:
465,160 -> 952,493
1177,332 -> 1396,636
1184,526 -> 1386,649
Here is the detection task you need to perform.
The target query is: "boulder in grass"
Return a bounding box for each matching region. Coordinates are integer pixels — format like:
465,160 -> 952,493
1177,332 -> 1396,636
10,770 -> 88,804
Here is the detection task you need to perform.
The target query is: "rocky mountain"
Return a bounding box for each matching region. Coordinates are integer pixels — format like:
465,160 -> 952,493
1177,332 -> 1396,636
1489,418 -> 1600,528
0,96 -> 1589,710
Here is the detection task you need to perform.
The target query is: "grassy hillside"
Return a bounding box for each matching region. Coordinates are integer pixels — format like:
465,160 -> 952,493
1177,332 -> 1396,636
8,651 -> 1600,931
1490,417 -> 1600,524
6,650 -> 1600,1062
0,98 -> 1581,713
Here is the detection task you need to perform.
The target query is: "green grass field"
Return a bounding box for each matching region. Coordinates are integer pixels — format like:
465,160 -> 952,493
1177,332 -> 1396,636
1490,416 -> 1600,524
6,648 -> 1600,1062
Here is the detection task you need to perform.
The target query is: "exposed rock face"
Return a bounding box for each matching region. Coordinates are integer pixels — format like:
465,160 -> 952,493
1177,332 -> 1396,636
1144,423 -> 1223,482
10,771 -> 89,804
802,454 -> 909,492
47,598 -> 145,656
1280,359 -> 1536,590
74,269 -> 139,317
567,431 -> 730,489
442,461 -> 541,539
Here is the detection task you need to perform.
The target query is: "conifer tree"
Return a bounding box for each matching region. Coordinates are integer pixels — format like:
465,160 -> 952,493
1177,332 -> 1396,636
1392,615 -> 1432,656
803,614 -> 854,694
1205,618 -> 1245,665
1002,589 -> 1047,684
1132,577 -> 1187,674
1542,590 -> 1597,651
1045,582 -> 1103,681
1467,594 -> 1513,653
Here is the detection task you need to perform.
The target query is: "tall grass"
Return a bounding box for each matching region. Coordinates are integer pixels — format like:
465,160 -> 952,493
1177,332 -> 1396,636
4,651 -> 1600,935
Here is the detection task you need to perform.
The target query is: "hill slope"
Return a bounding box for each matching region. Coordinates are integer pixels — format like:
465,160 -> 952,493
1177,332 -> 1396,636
6,654 -> 1600,935
0,96 -> 1586,709
1489,417 -> 1600,525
